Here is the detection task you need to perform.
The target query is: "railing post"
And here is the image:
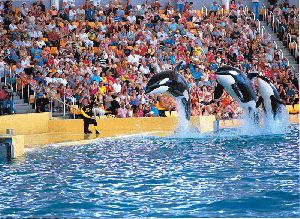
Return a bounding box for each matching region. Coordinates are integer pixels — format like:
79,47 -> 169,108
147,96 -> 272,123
251,11 -> 255,20
4,66 -> 6,86
274,41 -> 278,49
34,91 -> 36,111
202,5 -> 207,16
21,81 -> 24,99
63,94 -> 66,117
27,84 -> 30,102
73,98 -> 75,119
50,97 -> 53,118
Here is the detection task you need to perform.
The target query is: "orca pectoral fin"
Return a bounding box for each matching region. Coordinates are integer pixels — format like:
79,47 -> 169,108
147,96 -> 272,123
214,83 -> 224,100
231,84 -> 243,101
181,97 -> 191,121
270,95 -> 280,117
256,96 -> 263,108
247,72 -> 259,80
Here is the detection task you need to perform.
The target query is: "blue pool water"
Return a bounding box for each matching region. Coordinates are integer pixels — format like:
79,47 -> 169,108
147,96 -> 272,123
0,124 -> 299,218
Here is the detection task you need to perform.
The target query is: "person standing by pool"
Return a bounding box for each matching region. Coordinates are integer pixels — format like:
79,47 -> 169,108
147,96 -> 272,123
81,99 -> 100,135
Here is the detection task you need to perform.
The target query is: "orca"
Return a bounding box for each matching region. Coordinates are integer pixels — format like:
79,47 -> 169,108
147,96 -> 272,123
144,70 -> 191,120
214,66 -> 258,115
248,73 -> 284,118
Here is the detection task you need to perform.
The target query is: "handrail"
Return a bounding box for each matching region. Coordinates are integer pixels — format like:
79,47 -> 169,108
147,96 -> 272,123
279,49 -> 283,59
287,33 -> 292,46
273,41 -> 278,49
201,5 -> 207,16
251,11 -> 255,20
49,93 -> 77,119
218,4 -> 223,15
262,5 -> 266,21
3,63 -> 12,89
257,19 -> 261,34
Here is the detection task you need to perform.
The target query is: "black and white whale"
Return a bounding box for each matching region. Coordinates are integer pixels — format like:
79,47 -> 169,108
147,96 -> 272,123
248,73 -> 285,118
214,66 -> 258,115
144,70 -> 191,120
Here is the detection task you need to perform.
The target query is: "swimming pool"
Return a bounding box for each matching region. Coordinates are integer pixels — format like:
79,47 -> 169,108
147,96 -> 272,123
0,124 -> 299,218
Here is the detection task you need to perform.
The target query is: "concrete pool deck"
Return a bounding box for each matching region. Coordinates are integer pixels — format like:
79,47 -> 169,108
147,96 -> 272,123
0,113 -> 298,157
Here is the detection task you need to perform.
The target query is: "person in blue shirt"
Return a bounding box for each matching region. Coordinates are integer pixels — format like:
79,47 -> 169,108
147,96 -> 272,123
150,101 -> 159,117
169,18 -> 178,33
210,62 -> 217,71
210,1 -> 219,15
190,65 -> 202,81
86,6 -> 95,21
169,51 -> 176,65
91,71 -> 101,84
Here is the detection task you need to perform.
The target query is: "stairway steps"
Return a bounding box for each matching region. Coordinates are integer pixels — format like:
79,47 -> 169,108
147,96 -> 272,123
261,22 -> 299,76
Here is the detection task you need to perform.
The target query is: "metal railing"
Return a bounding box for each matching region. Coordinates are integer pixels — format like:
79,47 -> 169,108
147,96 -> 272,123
13,72 -> 77,118
2,64 -> 12,89
262,7 -> 299,61
50,94 -> 76,119
201,5 -> 207,17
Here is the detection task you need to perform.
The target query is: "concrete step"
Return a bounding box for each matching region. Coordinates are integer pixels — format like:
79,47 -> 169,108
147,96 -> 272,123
15,109 -> 35,114
13,99 -> 24,104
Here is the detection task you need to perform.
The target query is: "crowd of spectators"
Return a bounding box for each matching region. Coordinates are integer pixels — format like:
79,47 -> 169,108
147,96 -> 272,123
266,0 -> 299,56
0,0 -> 298,118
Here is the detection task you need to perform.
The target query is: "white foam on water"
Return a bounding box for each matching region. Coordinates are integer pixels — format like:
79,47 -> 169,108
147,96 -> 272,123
232,106 -> 288,136
170,98 -> 202,138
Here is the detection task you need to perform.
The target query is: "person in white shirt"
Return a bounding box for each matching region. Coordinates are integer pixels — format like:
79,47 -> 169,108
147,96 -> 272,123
68,22 -> 77,31
36,37 -> 46,49
157,28 -> 167,42
112,78 -> 122,93
127,51 -> 141,65
20,57 -> 30,69
9,21 -> 18,32
127,11 -> 136,24
76,5 -> 85,20
139,61 -> 150,75
79,29 -> 93,47
48,20 -> 56,32
93,102 -> 105,118
20,2 -> 29,16
68,6 -> 77,20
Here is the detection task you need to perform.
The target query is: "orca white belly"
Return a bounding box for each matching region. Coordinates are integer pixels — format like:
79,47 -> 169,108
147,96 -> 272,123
216,75 -> 240,101
258,79 -> 274,115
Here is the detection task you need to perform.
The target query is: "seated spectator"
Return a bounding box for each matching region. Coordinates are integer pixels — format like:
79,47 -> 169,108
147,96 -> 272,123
0,85 -> 14,115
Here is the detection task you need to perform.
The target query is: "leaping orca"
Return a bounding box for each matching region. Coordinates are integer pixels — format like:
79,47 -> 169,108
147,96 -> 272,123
248,73 -> 285,118
144,70 -> 191,120
214,66 -> 258,115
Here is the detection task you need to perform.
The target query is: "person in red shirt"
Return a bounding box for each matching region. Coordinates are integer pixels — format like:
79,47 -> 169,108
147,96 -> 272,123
106,71 -> 116,84
206,50 -> 214,63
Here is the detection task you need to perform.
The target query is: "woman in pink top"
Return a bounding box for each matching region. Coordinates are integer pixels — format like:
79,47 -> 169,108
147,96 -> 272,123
89,81 -> 99,96
136,104 -> 144,117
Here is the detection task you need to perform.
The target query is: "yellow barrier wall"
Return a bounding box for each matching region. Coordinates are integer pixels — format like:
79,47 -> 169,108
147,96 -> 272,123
48,116 -> 216,136
0,113 -> 50,135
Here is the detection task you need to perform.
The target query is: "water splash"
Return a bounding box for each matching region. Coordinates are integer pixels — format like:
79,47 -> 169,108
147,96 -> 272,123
171,97 -> 201,138
233,106 -> 288,136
